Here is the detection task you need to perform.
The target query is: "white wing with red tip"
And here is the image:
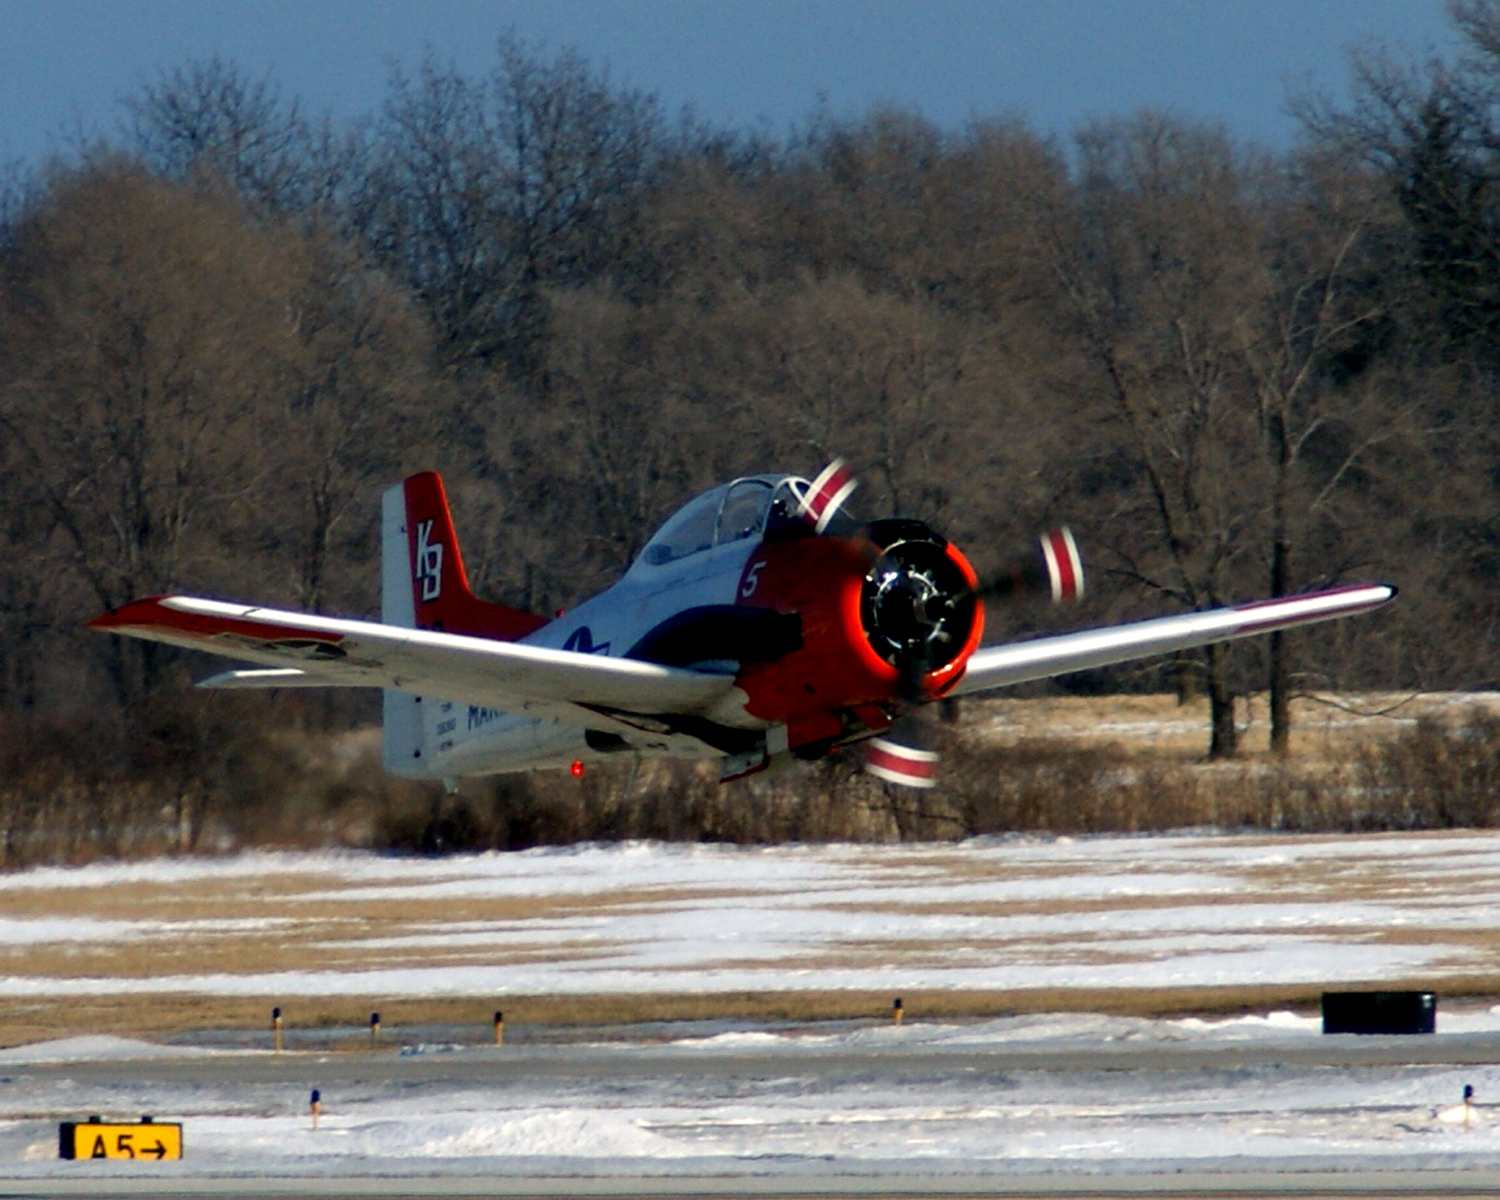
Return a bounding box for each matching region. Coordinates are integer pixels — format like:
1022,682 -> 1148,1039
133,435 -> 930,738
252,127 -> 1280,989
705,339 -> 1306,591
950,584 -> 1396,698
89,595 -> 739,721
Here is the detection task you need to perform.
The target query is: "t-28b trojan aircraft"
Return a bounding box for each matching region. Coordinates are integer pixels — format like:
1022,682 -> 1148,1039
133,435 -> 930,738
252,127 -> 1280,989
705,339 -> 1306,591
90,463 -> 1394,789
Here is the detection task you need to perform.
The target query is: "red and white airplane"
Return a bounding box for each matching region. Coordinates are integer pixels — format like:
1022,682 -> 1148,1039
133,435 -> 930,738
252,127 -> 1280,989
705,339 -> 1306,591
90,464 -> 1394,789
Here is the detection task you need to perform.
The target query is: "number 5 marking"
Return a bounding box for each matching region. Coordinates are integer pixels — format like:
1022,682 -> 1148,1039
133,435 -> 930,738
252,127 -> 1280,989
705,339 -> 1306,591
740,560 -> 766,598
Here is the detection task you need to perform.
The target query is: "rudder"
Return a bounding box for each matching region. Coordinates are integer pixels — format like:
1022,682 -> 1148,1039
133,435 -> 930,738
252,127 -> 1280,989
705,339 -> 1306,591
383,471 -> 548,639
379,471 -> 547,778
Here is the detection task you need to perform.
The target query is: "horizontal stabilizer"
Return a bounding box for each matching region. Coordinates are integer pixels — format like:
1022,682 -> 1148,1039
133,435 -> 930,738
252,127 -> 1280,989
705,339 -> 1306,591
197,668 -> 334,689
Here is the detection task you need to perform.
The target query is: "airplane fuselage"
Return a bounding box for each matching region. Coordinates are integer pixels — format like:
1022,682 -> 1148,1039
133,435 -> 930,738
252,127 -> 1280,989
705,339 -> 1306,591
389,470 -> 985,781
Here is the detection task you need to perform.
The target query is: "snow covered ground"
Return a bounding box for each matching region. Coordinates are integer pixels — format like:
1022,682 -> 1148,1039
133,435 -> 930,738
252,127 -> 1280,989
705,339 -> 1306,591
5,1015 -> 1500,1182
3,831 -> 1500,1182
3,831 -> 1500,998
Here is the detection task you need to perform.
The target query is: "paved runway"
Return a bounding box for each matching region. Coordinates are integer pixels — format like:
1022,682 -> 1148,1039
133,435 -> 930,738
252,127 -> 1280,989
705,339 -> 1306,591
4,1024 -> 1500,1196
7,1167 -> 1500,1197
21,1024 -> 1500,1086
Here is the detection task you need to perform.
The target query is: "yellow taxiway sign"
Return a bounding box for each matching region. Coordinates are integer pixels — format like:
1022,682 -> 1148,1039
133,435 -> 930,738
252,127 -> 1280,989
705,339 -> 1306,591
59,1118 -> 182,1160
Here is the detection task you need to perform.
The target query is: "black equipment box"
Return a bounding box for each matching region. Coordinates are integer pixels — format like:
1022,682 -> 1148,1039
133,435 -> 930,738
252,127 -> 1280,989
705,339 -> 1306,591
1321,990 -> 1436,1035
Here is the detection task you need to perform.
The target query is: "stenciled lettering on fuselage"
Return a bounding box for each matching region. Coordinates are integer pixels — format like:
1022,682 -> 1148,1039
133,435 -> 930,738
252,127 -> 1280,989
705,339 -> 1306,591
460,632 -> 608,741
414,519 -> 442,601
562,626 -> 611,655
467,706 -> 504,731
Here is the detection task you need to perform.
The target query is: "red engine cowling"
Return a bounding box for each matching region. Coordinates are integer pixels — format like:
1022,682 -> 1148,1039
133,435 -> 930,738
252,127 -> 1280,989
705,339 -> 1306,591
734,521 -> 983,746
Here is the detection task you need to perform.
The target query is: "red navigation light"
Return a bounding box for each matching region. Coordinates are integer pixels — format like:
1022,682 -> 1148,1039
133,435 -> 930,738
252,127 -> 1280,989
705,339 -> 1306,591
570,760 -> 585,777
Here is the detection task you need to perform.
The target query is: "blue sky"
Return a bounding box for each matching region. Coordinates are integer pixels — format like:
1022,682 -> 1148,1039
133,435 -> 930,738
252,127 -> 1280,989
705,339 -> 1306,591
1,1 -> 1460,165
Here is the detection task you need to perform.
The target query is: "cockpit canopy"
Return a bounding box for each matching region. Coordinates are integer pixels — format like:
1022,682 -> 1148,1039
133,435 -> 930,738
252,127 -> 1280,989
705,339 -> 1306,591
635,474 -> 807,568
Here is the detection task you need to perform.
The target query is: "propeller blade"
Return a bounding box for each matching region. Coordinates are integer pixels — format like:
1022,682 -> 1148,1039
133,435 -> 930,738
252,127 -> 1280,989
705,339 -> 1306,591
864,712 -> 940,788
1038,527 -> 1084,603
865,734 -> 940,789
798,459 -> 859,533
979,527 -> 1084,605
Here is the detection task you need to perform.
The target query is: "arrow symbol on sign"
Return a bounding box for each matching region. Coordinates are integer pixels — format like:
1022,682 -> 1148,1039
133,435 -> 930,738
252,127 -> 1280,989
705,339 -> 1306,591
143,1140 -> 167,1160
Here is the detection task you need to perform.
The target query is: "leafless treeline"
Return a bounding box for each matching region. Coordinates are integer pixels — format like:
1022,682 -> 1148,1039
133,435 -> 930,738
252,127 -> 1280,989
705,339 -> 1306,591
5,12 -> 1500,855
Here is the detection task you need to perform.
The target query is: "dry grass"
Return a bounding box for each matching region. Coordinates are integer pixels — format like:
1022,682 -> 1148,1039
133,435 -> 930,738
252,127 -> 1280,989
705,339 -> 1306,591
970,690 -> 1500,763
19,977 -> 1500,1049
0,987 -> 1339,1048
6,690 -> 1500,864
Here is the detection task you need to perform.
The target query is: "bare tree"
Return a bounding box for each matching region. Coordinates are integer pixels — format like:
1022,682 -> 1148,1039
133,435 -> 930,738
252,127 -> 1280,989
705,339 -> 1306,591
1295,0 -> 1500,692
747,274 -> 988,524
539,286 -> 721,587
1231,151 -> 1412,751
352,34 -> 667,379
123,56 -> 359,220
1048,116 -> 1274,756
265,234 -> 442,615
0,163 -> 304,698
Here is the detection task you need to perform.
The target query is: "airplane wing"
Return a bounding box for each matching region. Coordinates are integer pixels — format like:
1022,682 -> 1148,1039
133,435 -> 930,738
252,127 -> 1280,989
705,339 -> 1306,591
951,584 -> 1396,698
89,596 -> 739,722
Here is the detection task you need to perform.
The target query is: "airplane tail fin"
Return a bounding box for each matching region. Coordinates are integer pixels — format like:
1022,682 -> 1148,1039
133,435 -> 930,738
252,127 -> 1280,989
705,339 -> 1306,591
381,471 -> 548,639
380,471 -> 548,777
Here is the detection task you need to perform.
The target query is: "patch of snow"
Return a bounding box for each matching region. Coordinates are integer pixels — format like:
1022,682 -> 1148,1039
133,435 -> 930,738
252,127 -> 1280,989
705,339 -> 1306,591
6,835 -> 1500,1178
0,917 -> 138,944
0,1035 -> 227,1064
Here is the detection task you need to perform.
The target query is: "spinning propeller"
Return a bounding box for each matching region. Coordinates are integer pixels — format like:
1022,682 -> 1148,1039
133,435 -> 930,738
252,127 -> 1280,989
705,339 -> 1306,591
796,460 -> 1084,789
795,459 -> 860,534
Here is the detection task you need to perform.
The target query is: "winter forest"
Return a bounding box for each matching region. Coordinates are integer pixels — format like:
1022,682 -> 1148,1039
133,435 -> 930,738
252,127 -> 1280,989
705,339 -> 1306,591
5,7 -> 1500,859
